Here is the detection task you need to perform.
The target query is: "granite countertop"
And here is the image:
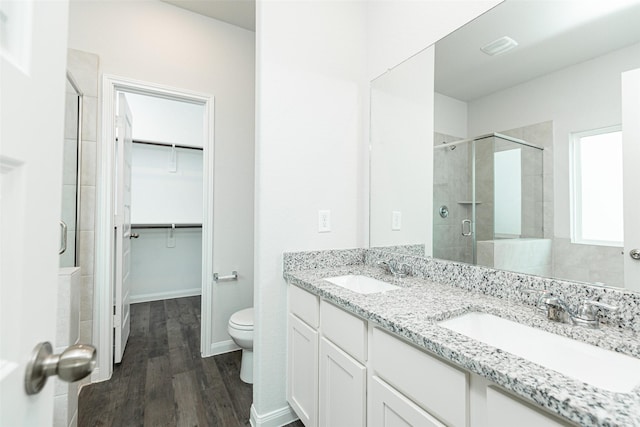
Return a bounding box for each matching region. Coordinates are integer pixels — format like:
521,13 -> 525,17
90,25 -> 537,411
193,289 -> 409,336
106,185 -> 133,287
284,265 -> 640,427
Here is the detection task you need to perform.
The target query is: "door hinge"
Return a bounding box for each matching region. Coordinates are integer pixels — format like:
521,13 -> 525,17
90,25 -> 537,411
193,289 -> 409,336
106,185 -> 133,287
113,306 -> 121,328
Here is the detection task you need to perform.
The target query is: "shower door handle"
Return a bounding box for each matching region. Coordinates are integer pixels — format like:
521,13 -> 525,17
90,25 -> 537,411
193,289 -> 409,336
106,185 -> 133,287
461,219 -> 472,236
59,220 -> 67,254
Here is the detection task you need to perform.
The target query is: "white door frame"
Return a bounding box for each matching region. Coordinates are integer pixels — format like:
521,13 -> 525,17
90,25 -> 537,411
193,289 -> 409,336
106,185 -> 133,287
95,75 -> 215,381
622,68 -> 640,292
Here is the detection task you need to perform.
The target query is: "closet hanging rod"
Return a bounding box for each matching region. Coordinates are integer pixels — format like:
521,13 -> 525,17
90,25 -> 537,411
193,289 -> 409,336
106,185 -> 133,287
133,139 -> 203,151
131,223 -> 202,229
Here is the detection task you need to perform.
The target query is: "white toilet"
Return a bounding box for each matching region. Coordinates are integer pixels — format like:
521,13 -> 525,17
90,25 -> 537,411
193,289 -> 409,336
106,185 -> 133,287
228,307 -> 254,384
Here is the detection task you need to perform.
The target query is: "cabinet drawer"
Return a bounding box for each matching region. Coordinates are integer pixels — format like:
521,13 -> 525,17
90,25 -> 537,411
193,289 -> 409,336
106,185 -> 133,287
369,376 -> 446,427
371,328 -> 468,427
486,386 -> 573,427
289,284 -> 320,328
321,300 -> 367,362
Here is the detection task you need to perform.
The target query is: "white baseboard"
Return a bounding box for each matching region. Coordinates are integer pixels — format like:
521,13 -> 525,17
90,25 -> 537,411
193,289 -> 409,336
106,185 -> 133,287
250,404 -> 298,427
205,339 -> 240,357
130,288 -> 201,304
89,367 -> 107,384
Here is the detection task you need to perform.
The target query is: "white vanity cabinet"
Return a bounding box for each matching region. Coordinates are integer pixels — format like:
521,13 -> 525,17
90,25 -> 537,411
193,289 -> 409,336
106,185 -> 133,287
288,285 -> 368,427
288,286 -> 320,427
371,328 -> 468,427
319,300 -> 368,427
319,337 -> 367,427
369,375 -> 446,427
486,386 -> 572,427
287,284 -> 575,427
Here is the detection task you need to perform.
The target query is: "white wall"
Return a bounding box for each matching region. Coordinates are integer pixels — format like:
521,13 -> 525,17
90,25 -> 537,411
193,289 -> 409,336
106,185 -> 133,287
467,42 -> 640,238
68,0 -> 255,352
129,143 -> 203,303
254,1 -> 501,424
131,144 -> 203,224
434,92 -> 469,139
130,229 -> 202,303
254,0 -> 367,422
370,48 -> 434,251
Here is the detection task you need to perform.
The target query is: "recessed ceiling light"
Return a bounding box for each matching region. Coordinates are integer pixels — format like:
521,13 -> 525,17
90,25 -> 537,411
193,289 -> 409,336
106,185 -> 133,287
480,36 -> 519,56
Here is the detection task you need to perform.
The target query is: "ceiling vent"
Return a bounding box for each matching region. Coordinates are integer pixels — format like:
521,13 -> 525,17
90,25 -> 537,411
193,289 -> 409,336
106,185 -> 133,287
480,36 -> 519,56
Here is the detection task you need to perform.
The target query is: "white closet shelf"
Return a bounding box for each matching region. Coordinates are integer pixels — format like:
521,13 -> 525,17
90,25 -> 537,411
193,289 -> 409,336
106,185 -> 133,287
131,223 -> 202,229
133,139 -> 203,151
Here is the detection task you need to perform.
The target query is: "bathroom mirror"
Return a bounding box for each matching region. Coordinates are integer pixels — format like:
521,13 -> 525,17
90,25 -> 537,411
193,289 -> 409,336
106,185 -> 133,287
369,0 -> 640,289
60,72 -> 83,267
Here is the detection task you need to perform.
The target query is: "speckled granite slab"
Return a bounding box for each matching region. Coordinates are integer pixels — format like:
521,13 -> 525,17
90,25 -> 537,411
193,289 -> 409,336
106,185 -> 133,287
364,248 -> 640,332
283,248 -> 640,426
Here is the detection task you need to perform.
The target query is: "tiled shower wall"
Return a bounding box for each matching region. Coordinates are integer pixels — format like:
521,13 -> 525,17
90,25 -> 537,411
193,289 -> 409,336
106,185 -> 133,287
67,49 -> 99,377
434,120 -> 623,287
499,121 -> 552,240
433,132 -> 473,264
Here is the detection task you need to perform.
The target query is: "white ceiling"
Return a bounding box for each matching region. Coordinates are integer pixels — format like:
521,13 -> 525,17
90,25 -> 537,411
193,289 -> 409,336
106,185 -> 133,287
435,0 -> 640,102
161,0 -> 255,31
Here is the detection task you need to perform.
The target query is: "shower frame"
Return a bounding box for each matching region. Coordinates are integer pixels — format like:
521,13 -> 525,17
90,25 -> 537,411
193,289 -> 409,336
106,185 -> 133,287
435,132 -> 544,264
64,71 -> 83,267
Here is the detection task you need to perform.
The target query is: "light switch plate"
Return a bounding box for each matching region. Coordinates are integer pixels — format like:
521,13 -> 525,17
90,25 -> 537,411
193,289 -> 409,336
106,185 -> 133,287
392,211 -> 402,231
318,210 -> 331,233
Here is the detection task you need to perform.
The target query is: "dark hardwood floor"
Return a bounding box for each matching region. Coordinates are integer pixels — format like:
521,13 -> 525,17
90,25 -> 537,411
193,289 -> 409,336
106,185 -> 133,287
78,296 -> 303,427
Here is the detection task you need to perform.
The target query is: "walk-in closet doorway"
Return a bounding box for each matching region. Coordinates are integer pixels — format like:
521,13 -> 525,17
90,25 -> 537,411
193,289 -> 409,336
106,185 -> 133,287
95,76 -> 216,381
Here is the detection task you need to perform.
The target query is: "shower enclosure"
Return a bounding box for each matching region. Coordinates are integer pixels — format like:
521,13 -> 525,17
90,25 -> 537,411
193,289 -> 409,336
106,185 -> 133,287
433,133 -> 547,275
60,73 -> 83,267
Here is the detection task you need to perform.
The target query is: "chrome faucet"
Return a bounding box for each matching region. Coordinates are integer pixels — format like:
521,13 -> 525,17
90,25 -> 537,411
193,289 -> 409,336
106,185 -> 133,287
528,290 -> 617,329
536,292 -> 573,324
572,299 -> 618,329
378,259 -> 411,279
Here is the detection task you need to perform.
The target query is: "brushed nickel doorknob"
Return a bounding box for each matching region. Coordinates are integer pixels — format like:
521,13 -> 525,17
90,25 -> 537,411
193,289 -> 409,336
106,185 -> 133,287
24,342 -> 96,395
631,249 -> 640,260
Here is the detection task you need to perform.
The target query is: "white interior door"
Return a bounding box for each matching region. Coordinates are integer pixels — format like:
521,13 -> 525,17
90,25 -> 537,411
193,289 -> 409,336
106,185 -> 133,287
0,0 -> 69,423
623,68 -> 640,291
114,93 -> 134,363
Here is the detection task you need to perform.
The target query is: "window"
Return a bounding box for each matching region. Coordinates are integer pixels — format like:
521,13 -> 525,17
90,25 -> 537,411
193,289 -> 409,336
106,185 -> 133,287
571,126 -> 623,246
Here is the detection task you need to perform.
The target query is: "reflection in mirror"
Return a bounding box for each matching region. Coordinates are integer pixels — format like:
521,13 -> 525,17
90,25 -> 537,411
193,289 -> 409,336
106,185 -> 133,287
370,0 -> 640,289
433,134 -> 544,274
370,48 -> 433,257
60,73 -> 82,267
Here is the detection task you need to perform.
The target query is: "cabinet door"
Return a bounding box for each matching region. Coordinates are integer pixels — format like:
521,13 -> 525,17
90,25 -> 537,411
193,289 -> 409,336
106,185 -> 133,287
369,376 -> 446,427
288,314 -> 319,427
486,387 -> 572,427
319,338 -> 366,427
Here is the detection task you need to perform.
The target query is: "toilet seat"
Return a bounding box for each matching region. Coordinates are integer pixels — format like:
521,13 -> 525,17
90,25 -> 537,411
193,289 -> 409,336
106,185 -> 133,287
229,307 -> 253,331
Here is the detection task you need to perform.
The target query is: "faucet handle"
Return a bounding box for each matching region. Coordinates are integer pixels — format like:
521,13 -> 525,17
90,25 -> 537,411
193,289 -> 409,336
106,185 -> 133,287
574,299 -> 618,328
577,300 -> 618,317
522,289 -> 552,312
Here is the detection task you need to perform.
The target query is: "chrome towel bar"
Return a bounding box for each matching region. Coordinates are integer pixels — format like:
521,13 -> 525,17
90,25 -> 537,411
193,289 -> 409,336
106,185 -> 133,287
214,271 -> 238,282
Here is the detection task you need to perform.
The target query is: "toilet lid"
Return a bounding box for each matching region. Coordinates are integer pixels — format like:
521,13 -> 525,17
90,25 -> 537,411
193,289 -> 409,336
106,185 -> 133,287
230,307 -> 253,328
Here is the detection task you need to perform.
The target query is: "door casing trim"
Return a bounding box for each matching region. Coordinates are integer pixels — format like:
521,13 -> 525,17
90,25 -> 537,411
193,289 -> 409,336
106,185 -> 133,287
95,75 -> 215,381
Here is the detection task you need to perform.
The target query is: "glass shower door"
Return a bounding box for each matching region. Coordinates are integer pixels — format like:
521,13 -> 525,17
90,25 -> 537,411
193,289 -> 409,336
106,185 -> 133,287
433,137 -> 474,264
60,74 -> 82,267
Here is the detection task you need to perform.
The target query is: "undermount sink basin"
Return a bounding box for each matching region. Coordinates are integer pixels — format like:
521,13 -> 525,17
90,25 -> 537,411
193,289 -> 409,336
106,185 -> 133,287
438,312 -> 640,393
324,275 -> 400,294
